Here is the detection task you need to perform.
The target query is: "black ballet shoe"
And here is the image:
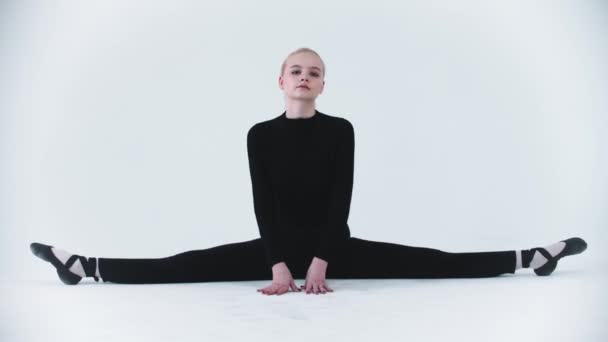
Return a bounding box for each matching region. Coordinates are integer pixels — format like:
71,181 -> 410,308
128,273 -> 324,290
30,242 -> 100,285
531,237 -> 588,276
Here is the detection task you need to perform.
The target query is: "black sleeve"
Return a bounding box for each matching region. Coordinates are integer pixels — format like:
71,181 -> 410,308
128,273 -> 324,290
314,119 -> 355,264
247,124 -> 286,269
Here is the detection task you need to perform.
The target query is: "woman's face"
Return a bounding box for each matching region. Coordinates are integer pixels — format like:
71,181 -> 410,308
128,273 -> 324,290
279,52 -> 325,101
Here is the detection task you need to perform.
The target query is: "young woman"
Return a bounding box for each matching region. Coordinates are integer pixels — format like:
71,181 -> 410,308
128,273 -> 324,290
30,47 -> 588,296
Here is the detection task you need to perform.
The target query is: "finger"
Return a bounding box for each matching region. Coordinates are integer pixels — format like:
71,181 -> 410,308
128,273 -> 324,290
278,285 -> 289,295
313,284 -> 319,294
291,282 -> 301,292
273,285 -> 286,295
319,284 -> 327,294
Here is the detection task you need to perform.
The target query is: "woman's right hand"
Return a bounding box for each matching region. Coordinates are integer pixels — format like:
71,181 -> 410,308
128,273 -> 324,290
257,262 -> 301,295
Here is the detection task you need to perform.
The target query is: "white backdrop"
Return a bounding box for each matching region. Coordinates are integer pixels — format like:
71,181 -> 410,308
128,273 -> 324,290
1,0 -> 607,278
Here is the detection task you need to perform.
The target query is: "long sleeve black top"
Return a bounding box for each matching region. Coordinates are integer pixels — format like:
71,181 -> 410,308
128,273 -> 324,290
247,109 -> 355,268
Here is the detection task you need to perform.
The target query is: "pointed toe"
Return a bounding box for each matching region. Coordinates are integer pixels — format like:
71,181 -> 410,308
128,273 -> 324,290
30,242 -> 83,285
30,242 -> 54,262
560,237 -> 587,256
532,237 -> 588,276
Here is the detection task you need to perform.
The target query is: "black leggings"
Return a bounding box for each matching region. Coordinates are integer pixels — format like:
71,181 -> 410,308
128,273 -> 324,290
98,237 -> 516,284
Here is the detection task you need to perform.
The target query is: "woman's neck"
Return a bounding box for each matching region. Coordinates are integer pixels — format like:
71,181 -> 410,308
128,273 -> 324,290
284,100 -> 316,119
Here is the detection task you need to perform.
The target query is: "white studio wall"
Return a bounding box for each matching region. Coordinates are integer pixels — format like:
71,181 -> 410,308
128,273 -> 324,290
1,0 -> 606,279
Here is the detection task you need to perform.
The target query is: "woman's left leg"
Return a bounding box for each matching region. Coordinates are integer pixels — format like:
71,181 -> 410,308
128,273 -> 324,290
326,237 -> 516,279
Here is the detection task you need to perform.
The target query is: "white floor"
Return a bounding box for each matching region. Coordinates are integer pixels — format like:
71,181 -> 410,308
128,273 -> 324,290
3,258 -> 607,342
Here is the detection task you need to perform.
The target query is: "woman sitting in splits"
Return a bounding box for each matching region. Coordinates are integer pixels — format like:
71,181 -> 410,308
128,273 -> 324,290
30,47 -> 588,296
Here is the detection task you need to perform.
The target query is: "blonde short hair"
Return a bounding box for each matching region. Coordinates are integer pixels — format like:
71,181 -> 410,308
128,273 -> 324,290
280,47 -> 326,77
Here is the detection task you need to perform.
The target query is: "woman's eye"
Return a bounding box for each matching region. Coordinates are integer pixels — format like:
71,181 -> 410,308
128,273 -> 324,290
291,70 -> 319,77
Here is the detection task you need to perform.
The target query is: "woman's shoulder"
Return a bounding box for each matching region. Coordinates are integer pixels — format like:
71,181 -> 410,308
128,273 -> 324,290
248,117 -> 274,135
321,112 -> 354,135
316,111 -> 354,130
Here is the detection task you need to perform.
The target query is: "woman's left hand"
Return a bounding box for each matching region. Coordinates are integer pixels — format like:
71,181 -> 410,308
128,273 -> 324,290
301,257 -> 334,294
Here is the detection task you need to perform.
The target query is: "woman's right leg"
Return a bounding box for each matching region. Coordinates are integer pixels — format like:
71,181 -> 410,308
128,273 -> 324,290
99,238 -> 272,284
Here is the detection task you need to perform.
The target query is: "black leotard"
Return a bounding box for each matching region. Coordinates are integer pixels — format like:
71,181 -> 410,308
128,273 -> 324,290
247,109 -> 354,268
